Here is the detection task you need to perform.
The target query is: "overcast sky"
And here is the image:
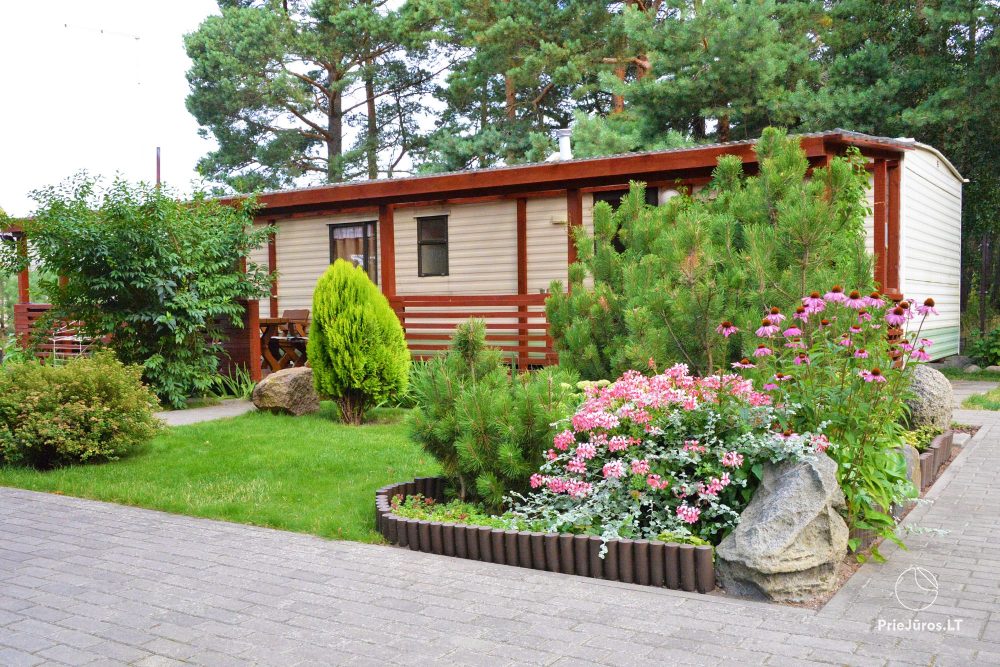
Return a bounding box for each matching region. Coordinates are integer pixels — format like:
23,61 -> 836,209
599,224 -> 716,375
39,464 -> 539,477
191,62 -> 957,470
0,1 -> 220,216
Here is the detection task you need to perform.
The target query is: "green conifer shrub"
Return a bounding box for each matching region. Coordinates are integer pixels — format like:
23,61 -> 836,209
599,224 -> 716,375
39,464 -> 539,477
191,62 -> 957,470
409,319 -> 577,512
307,259 -> 410,425
547,128 -> 874,377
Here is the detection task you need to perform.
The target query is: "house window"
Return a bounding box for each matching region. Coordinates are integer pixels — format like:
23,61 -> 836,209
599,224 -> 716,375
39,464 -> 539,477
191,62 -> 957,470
417,216 -> 448,277
592,187 -> 658,253
329,222 -> 377,283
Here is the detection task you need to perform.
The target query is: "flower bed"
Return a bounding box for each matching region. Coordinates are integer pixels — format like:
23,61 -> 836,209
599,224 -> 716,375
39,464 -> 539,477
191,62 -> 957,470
374,477 -> 717,593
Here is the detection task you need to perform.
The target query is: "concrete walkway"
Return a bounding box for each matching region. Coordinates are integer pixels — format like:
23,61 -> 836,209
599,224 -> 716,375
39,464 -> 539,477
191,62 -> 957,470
951,380 -> 999,409
154,399 -> 255,427
1,415 -> 999,665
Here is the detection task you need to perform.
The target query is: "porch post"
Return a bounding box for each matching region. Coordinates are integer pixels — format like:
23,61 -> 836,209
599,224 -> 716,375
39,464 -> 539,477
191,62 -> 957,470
873,159 -> 887,291
516,198 -> 528,370
378,205 -> 396,300
887,161 -> 901,295
267,221 -> 278,317
566,188 -> 582,265
16,235 -> 29,303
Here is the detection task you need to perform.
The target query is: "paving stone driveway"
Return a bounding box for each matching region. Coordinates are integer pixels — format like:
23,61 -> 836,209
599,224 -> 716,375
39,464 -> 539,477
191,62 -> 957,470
2,412 -> 999,666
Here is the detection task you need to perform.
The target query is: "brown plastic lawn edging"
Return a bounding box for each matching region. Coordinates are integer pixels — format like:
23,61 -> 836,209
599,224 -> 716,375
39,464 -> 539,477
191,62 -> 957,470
373,476 -> 716,594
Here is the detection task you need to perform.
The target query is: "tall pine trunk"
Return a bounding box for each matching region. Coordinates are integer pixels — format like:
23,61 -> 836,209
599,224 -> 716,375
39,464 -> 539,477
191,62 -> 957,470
326,84 -> 343,183
365,63 -> 378,180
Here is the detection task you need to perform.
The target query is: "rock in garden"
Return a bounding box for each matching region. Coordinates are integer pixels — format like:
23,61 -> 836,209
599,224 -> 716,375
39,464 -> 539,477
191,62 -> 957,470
715,453 -> 849,603
941,355 -> 971,369
907,364 -> 954,430
964,364 -> 982,373
986,365 -> 1000,373
252,367 -> 320,416
898,443 -> 922,493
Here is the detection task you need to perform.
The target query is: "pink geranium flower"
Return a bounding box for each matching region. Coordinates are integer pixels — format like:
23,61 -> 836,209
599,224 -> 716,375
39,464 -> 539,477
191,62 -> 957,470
575,443 -> 597,460
630,459 -> 650,475
602,461 -> 625,479
553,430 -> 575,451
566,458 -> 587,474
676,504 -> 701,524
530,473 -> 546,488
721,451 -> 744,468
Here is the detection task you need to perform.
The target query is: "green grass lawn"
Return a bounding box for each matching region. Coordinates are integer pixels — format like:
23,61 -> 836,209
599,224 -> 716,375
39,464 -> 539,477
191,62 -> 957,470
0,404 -> 438,542
963,387 -> 1000,410
936,366 -> 1000,382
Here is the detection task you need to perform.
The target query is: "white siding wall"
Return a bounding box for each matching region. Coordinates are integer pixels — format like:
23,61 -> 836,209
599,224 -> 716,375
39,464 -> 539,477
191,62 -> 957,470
393,201 -> 517,295
271,213 -> 378,312
247,223 -> 270,316
899,148 -> 963,357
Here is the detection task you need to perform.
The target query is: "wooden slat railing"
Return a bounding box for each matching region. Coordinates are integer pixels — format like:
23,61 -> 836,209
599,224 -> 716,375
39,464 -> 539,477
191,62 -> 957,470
388,294 -> 556,368
14,303 -> 94,360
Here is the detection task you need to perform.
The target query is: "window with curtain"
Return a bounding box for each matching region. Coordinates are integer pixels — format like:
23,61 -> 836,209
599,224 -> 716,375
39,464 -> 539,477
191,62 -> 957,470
329,222 -> 377,283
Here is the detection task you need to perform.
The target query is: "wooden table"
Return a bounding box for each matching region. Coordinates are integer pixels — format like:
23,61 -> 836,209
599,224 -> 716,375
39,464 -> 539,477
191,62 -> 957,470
260,318 -> 309,372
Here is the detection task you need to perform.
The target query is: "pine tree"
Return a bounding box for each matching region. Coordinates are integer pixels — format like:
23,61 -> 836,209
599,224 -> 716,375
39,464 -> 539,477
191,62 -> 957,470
409,319 -> 576,511
547,129 -> 873,377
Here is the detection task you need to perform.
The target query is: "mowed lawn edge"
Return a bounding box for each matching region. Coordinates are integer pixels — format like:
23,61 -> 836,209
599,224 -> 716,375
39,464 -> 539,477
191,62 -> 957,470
0,404 -> 438,543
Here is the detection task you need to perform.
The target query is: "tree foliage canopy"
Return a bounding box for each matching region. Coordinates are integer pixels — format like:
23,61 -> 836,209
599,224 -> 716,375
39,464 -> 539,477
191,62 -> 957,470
546,129 -> 873,378
1,176 -> 271,408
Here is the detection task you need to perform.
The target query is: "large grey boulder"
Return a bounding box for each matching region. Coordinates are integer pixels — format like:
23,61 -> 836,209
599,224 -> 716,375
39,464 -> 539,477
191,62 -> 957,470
716,453 -> 848,602
906,364 -> 953,430
252,367 -> 320,416
941,354 -> 972,369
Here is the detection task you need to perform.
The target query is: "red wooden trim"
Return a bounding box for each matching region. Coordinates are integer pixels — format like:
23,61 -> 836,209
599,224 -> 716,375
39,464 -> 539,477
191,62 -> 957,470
379,205 -> 396,299
16,236 -> 29,304
873,159 -> 887,290
246,299 -> 261,382
235,135 -> 901,215
267,223 -> 278,317
390,294 -> 546,306
887,162 -> 901,293
516,198 -> 529,369
567,189 -> 583,266
401,321 -> 548,330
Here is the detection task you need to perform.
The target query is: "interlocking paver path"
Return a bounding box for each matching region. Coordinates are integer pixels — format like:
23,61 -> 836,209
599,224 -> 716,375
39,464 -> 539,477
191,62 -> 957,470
2,412 -> 999,666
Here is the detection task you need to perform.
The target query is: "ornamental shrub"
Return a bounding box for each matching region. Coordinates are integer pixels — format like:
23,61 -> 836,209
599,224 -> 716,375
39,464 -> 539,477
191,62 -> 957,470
0,352 -> 161,469
508,364 -> 825,544
725,290 -> 939,557
546,128 -> 873,378
969,327 -> 1000,366
308,259 -> 410,425
2,175 -> 271,408
409,319 -> 578,512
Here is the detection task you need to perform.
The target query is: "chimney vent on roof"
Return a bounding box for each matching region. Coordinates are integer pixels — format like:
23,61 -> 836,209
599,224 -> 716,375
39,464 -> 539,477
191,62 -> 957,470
555,128 -> 573,160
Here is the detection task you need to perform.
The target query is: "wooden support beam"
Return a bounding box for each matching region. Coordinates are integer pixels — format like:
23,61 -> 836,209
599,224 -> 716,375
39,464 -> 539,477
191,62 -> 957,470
887,162 -> 901,294
247,298 -> 262,383
267,222 -> 278,317
516,198 -> 528,370
566,189 -> 583,266
378,205 -> 396,299
873,159 -> 887,291
16,236 -> 29,304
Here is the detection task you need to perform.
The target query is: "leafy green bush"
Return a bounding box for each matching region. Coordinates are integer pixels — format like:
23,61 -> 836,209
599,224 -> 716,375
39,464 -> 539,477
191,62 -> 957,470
409,319 -> 577,512
3,175 -> 271,408
0,352 -> 161,469
308,259 -> 410,425
210,365 -> 257,400
970,327 -> 1000,367
546,128 -> 873,378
